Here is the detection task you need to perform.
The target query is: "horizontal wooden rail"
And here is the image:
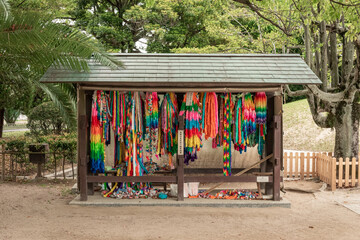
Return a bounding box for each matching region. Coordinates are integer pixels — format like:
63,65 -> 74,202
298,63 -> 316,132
87,176 -> 177,183
184,175 -> 276,183
87,175 -> 279,183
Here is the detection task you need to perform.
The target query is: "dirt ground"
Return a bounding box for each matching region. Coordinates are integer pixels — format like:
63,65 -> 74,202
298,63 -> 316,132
0,180 -> 359,240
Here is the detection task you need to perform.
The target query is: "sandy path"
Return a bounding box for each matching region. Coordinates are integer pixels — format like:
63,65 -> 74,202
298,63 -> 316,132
0,180 -> 359,240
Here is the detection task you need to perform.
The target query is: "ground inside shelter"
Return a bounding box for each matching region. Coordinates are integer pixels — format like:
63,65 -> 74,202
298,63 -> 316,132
1,179 -> 360,240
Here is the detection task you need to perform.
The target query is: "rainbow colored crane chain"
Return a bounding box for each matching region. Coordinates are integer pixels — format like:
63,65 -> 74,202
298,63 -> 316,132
254,92 -> 267,155
158,93 -> 178,168
145,92 -> 159,162
223,93 -> 233,176
90,91 -> 106,173
179,92 -> 202,165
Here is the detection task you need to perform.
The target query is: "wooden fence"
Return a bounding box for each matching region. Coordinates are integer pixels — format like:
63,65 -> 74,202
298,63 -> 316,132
283,151 -> 322,179
283,150 -> 360,191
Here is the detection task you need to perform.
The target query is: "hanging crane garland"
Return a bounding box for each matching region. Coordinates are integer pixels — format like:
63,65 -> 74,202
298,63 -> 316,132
179,92 -> 202,165
89,91 -> 268,178
201,92 -> 218,140
223,93 -> 233,176
158,92 -> 178,168
254,92 -> 267,155
90,91 -> 106,173
145,92 -> 159,162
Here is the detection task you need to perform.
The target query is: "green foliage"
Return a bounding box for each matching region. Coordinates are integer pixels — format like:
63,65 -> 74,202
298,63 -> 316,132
73,0 -> 140,51
0,0 -> 121,131
4,108 -> 20,124
27,101 -> 68,135
1,133 -> 77,173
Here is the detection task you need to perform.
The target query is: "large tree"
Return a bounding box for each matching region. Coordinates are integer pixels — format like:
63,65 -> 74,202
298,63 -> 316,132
234,0 -> 360,158
0,0 -> 120,137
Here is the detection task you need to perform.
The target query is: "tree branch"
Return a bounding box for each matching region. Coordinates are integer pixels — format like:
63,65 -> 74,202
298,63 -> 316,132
306,94 -> 334,128
330,0 -> 360,7
284,85 -> 309,97
233,0 -> 293,36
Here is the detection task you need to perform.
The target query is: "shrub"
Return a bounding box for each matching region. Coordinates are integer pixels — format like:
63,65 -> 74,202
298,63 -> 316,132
27,102 -> 68,135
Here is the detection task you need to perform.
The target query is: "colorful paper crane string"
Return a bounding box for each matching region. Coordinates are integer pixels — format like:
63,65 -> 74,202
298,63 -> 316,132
179,92 -> 202,165
201,92 -> 218,140
145,92 -> 159,162
254,92 -> 267,155
158,93 -> 178,168
90,90 -> 106,173
223,93 -> 233,176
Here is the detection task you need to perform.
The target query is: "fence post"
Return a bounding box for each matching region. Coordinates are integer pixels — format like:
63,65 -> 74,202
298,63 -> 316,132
289,152 -> 293,178
283,152 -> 288,179
306,152 -> 310,178
300,152 -> 305,180
358,156 -> 360,187
351,157 -> 356,187
314,153 -> 318,177
338,158 -> 343,188
345,157 -> 350,187
1,144 -> 5,181
295,152 -> 299,178
331,157 -> 336,191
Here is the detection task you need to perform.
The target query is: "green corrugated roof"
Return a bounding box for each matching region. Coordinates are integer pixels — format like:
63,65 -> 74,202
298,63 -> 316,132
40,53 -> 321,85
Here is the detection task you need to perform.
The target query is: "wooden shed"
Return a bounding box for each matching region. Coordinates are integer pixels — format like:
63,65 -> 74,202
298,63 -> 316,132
41,53 -> 321,202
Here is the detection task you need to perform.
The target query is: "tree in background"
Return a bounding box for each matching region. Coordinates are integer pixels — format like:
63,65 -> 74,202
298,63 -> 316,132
233,0 -> 360,158
73,0 -> 142,52
0,0 -> 120,137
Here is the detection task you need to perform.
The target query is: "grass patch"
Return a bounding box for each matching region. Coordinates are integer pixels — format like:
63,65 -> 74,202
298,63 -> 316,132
3,124 -> 28,131
283,99 -> 342,152
2,130 -> 28,138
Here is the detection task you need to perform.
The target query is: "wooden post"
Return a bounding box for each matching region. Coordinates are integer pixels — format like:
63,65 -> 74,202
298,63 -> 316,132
358,157 -> 360,187
177,114 -> 185,201
1,144 -> 5,181
263,93 -> 274,194
300,152 -> 305,180
273,92 -> 282,201
86,92 -> 94,195
295,152 -> 299,178
306,152 -> 310,178
331,157 -> 336,191
351,157 -> 356,187
289,152 -> 293,178
283,152 -> 288,179
78,86 -> 88,201
345,157 -> 350,187
338,157 -> 343,188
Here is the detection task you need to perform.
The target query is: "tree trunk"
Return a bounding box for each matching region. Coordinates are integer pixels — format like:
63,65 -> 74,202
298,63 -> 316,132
330,24 -> 339,87
334,102 -> 359,158
320,21 -> 328,91
0,108 -> 4,138
304,24 -> 312,67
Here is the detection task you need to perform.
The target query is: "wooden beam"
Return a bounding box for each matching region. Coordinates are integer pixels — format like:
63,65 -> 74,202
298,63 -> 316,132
185,175 -> 275,183
273,93 -> 282,201
77,86 -> 88,201
85,93 -> 94,195
80,86 -> 281,93
87,176 -> 177,183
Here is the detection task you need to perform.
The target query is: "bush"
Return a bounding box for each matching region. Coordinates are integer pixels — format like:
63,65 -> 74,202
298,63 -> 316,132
27,102 -> 68,135
4,108 -> 20,125
0,133 -> 77,175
